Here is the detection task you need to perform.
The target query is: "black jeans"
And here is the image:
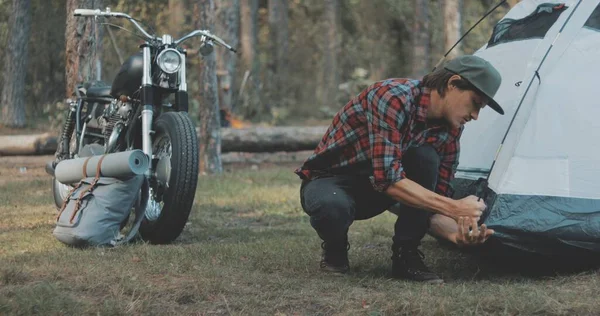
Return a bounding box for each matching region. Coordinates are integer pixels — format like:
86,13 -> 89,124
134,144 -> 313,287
299,145 -> 440,249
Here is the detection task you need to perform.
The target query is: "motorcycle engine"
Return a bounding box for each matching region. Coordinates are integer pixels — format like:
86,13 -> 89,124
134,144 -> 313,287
101,98 -> 133,153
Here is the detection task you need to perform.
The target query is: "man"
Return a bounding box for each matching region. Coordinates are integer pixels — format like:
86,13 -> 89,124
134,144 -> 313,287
295,55 -> 503,283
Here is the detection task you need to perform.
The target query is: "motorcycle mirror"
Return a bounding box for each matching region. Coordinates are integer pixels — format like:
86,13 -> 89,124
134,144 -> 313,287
199,41 -> 214,56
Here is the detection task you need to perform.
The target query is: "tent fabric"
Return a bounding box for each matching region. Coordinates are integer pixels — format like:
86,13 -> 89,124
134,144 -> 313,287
487,194 -> 600,256
584,3 -> 600,30
487,3 -> 568,48
453,0 -> 600,256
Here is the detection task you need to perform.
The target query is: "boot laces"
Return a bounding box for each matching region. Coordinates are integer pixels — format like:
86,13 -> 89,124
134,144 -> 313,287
321,241 -> 350,251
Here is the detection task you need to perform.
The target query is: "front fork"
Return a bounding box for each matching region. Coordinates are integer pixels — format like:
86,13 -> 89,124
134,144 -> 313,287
140,45 -> 161,219
141,45 -> 154,175
140,45 -> 188,220
176,52 -> 188,112
140,46 -> 189,168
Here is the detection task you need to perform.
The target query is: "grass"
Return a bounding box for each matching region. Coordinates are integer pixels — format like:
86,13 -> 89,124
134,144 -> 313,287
1,164 -> 600,315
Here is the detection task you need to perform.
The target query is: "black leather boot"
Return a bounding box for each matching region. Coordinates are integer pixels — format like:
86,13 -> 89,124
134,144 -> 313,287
320,240 -> 350,274
391,246 -> 443,283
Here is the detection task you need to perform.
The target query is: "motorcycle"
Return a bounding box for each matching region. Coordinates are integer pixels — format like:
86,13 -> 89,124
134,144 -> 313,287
47,7 -> 236,244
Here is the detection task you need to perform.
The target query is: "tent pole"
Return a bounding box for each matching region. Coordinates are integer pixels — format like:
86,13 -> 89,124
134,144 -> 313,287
484,0 -> 584,188
432,0 -> 508,72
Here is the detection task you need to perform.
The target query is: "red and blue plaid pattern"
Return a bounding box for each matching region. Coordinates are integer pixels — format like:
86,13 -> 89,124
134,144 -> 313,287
295,79 -> 462,197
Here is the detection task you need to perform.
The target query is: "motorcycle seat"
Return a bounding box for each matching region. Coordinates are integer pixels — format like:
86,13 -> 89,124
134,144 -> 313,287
80,81 -> 112,99
85,85 -> 112,98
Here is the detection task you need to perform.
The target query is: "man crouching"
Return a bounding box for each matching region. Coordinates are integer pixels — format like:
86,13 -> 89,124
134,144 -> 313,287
295,55 -> 502,283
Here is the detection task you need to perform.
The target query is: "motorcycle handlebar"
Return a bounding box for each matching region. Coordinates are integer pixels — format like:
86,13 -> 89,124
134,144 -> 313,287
174,30 -> 237,53
73,8 -> 156,41
73,7 -> 237,53
73,9 -> 101,16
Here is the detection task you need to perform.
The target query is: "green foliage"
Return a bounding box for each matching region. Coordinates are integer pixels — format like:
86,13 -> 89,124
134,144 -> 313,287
4,0 -> 510,127
462,1 -> 512,54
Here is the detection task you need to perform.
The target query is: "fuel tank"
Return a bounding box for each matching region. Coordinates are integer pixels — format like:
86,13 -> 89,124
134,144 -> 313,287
110,52 -> 143,98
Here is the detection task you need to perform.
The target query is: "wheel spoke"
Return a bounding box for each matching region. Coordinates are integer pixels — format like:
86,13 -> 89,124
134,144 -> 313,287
139,112 -> 198,244
147,133 -> 173,221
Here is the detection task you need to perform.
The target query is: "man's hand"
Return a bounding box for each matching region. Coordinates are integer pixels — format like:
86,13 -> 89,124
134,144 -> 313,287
453,216 -> 494,247
449,195 -> 486,221
385,179 -> 485,220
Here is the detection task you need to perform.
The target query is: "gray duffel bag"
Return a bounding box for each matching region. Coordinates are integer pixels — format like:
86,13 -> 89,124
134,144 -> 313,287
53,155 -> 149,248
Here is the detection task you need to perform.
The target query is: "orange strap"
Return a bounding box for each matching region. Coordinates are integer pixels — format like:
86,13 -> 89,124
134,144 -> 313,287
82,156 -> 93,178
56,181 -> 82,221
67,155 -> 107,224
96,155 -> 106,177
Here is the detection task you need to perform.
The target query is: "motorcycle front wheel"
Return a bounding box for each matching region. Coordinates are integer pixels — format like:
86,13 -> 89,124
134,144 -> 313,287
139,111 -> 199,244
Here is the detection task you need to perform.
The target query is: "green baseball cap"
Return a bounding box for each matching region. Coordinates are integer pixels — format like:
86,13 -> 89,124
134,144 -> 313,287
444,55 -> 504,115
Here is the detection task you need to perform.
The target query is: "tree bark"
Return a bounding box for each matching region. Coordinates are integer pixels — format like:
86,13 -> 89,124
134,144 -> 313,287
240,0 -> 258,78
65,0 -> 104,98
0,0 -> 31,128
217,126 -> 327,152
319,0 -> 340,106
239,0 -> 264,118
507,0 -> 520,8
221,150 -> 313,164
168,0 -> 187,35
195,0 -> 223,174
215,0 -> 240,121
443,0 -> 462,60
267,0 -> 289,107
411,0 -> 430,78
0,133 -> 57,156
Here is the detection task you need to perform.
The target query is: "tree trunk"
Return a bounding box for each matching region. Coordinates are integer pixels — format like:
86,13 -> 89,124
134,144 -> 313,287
215,0 -> 240,125
221,150 -> 313,164
240,0 -> 258,78
239,0 -> 264,118
217,126 -> 327,152
168,0 -> 186,35
507,0 -> 520,8
443,0 -> 462,60
411,0 -> 430,78
267,0 -> 289,107
65,0 -> 104,98
195,0 -> 223,174
0,0 -> 31,128
0,133 -> 57,156
319,0 -> 340,106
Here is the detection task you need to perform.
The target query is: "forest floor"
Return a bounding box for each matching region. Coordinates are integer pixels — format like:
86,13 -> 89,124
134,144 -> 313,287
1,155 -> 600,315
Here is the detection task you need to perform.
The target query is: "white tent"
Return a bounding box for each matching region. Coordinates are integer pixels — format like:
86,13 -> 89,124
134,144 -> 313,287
456,0 -> 600,255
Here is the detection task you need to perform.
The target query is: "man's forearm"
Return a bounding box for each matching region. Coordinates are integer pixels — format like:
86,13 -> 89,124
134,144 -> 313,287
384,178 -> 458,217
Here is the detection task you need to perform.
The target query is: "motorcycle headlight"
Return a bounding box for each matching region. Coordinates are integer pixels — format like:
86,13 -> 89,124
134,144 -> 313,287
157,49 -> 181,74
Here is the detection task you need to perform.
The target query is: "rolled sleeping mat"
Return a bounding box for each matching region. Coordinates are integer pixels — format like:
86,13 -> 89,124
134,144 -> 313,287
55,150 -> 150,184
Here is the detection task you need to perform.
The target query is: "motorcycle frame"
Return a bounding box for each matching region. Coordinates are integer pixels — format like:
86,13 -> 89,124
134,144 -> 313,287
68,44 -> 189,174
64,7 -> 234,168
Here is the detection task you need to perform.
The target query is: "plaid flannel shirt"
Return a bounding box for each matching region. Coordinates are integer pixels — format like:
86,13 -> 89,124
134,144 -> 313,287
295,79 -> 463,197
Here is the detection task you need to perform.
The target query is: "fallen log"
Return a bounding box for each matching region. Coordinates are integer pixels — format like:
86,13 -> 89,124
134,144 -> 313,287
0,133 -> 57,156
221,150 -> 313,164
0,126 -> 328,156
216,126 -> 327,153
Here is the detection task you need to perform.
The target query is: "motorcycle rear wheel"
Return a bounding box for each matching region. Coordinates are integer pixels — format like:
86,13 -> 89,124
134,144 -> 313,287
52,178 -> 71,210
139,111 -> 199,244
51,118 -> 80,210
